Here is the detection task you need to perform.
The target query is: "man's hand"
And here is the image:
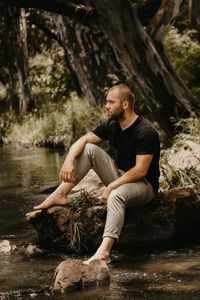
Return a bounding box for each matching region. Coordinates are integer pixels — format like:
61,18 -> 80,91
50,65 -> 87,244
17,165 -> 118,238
59,132 -> 102,183
59,160 -> 75,183
101,185 -> 113,204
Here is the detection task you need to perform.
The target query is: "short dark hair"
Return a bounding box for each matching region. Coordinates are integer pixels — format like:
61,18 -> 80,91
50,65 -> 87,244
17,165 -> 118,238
108,84 -> 135,109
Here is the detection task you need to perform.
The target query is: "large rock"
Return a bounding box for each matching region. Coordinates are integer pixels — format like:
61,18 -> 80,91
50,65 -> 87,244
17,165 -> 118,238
168,140 -> 200,171
53,259 -> 110,293
26,184 -> 200,253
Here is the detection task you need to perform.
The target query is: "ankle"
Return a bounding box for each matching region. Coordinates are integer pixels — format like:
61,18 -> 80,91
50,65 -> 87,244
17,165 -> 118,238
54,191 -> 67,199
96,249 -> 110,260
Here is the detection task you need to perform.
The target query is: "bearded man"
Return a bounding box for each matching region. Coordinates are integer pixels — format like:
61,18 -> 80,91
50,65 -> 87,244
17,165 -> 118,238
34,84 -> 160,263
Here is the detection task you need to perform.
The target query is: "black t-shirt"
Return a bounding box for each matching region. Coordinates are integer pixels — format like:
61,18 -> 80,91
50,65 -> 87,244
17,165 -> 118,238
92,116 -> 160,192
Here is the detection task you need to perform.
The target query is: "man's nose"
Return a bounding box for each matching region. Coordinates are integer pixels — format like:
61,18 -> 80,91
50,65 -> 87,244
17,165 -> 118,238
105,102 -> 109,109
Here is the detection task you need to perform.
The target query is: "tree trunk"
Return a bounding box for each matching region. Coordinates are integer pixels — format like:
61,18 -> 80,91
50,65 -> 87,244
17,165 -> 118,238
189,0 -> 200,31
10,7 -> 32,113
2,6 -> 17,112
3,0 -> 199,133
88,0 -> 197,134
51,2 -> 198,135
54,15 -> 125,105
147,0 -> 184,42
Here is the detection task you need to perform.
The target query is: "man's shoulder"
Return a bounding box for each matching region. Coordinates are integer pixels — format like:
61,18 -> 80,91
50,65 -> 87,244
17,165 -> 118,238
136,117 -> 159,139
137,117 -> 158,132
99,119 -> 118,130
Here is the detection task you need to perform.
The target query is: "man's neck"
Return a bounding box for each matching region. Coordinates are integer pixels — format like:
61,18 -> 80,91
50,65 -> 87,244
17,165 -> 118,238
119,112 -> 138,130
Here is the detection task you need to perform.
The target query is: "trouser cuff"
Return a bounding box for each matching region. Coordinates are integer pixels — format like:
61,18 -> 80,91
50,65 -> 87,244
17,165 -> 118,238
103,233 -> 118,240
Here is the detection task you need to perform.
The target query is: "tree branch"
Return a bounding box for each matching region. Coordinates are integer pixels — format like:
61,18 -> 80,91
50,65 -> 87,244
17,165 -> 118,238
1,0 -> 97,25
29,14 -> 62,45
146,0 -> 184,43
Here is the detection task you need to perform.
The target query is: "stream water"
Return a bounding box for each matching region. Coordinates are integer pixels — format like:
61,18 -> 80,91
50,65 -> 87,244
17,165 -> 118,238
1,146 -> 200,300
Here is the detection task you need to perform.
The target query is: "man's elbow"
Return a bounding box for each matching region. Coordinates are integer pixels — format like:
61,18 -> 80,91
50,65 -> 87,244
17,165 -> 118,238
80,133 -> 93,144
137,167 -> 148,179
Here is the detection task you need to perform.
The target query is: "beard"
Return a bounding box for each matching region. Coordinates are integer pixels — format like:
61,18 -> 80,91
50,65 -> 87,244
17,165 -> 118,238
108,108 -> 125,121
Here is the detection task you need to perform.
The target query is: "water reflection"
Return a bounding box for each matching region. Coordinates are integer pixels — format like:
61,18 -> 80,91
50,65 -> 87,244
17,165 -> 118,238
0,146 -> 64,242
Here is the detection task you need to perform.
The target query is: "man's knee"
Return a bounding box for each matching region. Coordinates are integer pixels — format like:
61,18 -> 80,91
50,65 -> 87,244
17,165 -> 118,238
83,143 -> 99,155
107,190 -> 125,210
80,143 -> 101,165
83,143 -> 106,161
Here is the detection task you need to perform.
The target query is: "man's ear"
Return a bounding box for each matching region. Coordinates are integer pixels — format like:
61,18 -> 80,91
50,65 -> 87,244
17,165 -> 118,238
122,100 -> 129,109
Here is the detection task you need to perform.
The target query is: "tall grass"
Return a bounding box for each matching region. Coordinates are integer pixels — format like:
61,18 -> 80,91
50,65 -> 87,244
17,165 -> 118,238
4,94 -> 106,149
160,115 -> 200,191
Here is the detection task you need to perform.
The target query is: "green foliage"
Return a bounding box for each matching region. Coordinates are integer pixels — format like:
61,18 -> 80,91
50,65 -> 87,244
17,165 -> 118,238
66,191 -> 101,252
172,114 -> 200,146
3,94 -> 106,148
27,11 -> 54,56
68,191 -> 100,211
164,27 -> 200,99
29,47 -> 73,105
160,115 -> 200,191
160,162 -> 199,191
0,9 -> 76,112
0,112 -> 17,143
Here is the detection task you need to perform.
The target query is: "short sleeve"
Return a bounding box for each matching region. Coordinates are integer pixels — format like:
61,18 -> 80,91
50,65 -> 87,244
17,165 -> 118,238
92,121 -> 109,140
136,128 -> 158,155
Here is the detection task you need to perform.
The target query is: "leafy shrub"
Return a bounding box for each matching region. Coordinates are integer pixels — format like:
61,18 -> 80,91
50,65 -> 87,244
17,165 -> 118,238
164,27 -> 200,99
68,191 -> 100,211
4,94 -> 105,148
0,112 -> 17,144
160,115 -> 200,191
29,48 -> 74,105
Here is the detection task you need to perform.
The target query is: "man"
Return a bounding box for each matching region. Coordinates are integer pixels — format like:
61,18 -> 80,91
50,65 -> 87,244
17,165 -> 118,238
34,84 -> 160,264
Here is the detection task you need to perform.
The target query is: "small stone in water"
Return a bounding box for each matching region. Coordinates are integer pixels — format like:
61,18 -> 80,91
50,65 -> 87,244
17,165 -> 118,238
30,292 -> 38,298
0,240 -> 11,254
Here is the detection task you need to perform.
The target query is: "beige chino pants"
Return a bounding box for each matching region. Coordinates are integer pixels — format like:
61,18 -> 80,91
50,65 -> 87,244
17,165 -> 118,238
74,143 -> 155,240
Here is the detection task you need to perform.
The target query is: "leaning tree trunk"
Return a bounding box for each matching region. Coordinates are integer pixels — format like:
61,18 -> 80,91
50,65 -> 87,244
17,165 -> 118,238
10,7 -> 32,113
54,15 -> 126,106
87,0 -> 197,135
49,0 -> 198,135
189,0 -> 200,34
3,0 -> 199,133
147,0 -> 184,42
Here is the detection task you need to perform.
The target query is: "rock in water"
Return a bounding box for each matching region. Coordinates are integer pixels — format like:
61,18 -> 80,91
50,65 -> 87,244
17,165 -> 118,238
81,259 -> 110,287
53,259 -> 110,293
53,260 -> 82,292
26,185 -> 200,252
0,240 -> 12,254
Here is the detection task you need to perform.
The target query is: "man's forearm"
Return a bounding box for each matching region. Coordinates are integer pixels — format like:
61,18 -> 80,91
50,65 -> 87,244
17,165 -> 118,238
64,136 -> 87,163
108,166 -> 146,190
63,132 -> 102,164
59,136 -> 88,182
59,132 -> 102,182
101,166 -> 147,203
108,154 -> 153,191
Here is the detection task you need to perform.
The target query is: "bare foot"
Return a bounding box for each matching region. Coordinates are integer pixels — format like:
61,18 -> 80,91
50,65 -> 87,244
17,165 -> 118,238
84,251 -> 111,265
33,192 -> 67,210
